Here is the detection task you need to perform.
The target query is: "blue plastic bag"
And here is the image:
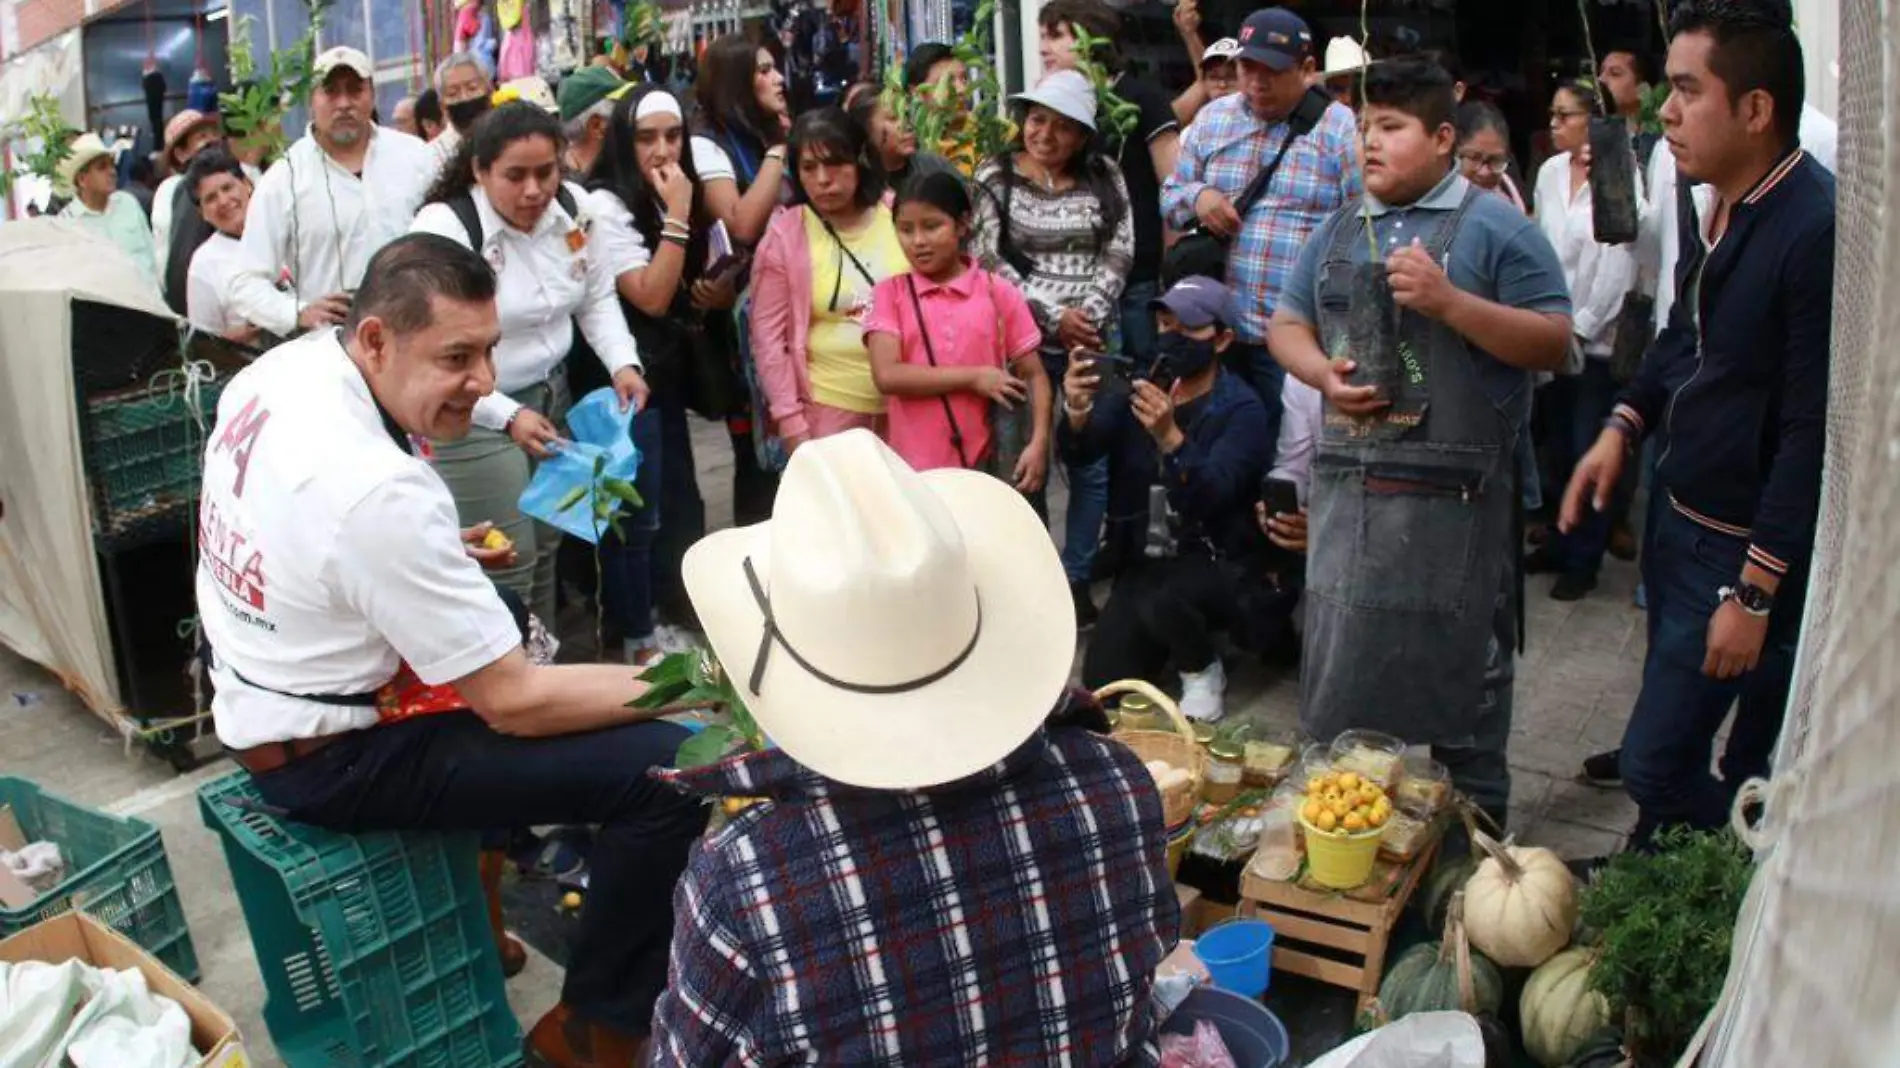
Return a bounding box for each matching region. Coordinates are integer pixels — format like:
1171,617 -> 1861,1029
518,387 -> 643,543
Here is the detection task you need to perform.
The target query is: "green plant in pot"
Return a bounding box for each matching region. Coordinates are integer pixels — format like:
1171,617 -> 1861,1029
1577,827 -> 1751,1066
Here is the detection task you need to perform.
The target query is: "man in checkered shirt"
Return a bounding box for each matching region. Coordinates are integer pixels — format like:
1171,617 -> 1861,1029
645,431 -> 1182,1067
1161,6 -> 1362,444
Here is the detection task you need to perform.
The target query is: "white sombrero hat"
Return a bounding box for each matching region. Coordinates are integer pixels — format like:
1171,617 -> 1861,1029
682,430 -> 1076,790
1321,37 -> 1376,78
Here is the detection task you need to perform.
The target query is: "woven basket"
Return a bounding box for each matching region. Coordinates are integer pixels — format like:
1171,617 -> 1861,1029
1098,679 -> 1205,829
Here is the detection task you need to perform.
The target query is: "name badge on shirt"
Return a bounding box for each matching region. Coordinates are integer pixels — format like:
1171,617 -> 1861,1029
566,227 -> 587,253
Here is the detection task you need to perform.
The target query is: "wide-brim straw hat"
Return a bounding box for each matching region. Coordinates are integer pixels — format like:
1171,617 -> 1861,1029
682,429 -> 1077,790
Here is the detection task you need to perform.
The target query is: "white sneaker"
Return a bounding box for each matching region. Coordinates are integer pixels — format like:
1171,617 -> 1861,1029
652,623 -> 702,655
1179,660 -> 1227,723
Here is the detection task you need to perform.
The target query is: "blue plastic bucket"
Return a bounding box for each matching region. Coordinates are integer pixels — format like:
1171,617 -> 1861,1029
1193,918 -> 1276,997
1158,986 -> 1290,1068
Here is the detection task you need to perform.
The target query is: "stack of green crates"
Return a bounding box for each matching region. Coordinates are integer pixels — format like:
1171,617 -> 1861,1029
197,772 -> 522,1068
82,376 -> 228,544
0,776 -> 199,981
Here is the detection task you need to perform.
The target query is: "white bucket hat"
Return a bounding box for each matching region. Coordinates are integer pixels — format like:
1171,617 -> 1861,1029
1321,37 -> 1375,78
1010,69 -> 1098,132
681,430 -> 1077,790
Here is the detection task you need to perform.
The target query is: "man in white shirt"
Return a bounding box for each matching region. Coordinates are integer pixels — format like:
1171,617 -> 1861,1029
430,51 -> 496,178
228,47 -> 437,340
197,233 -> 705,1068
182,149 -> 261,342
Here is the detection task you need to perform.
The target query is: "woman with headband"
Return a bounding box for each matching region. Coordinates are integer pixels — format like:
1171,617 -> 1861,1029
583,83 -> 737,657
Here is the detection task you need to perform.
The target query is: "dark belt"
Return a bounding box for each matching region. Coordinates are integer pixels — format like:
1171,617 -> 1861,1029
227,731 -> 358,776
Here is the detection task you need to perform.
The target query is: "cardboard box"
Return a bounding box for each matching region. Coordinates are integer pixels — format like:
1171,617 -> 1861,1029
0,912 -> 247,1067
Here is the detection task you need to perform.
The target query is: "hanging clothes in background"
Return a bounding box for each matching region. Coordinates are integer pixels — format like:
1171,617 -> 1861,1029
548,0 -> 586,71
496,0 -> 537,81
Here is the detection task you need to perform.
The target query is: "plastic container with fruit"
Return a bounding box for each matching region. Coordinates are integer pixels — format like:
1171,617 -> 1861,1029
1328,730 -> 1407,791
1393,755 -> 1452,816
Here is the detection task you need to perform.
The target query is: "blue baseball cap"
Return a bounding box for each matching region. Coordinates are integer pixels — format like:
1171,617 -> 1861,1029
1151,276 -> 1236,329
1235,7 -> 1315,72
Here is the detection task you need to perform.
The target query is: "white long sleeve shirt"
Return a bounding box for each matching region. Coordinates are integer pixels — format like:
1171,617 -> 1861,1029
1268,373 -> 1324,505
153,163 -> 264,278
410,182 -> 642,431
1533,152 -> 1639,356
229,128 -> 437,337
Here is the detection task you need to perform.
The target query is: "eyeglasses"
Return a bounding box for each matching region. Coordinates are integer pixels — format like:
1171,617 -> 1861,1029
1548,107 -> 1591,121
1457,150 -> 1511,172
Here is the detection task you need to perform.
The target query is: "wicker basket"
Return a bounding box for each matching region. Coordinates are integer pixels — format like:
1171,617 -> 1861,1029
1098,679 -> 1205,829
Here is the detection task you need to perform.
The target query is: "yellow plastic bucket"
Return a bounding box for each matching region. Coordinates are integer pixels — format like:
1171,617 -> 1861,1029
1166,821 -> 1195,879
1298,816 -> 1384,889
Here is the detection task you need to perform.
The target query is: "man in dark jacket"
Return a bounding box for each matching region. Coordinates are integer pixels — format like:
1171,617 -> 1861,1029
1061,277 -> 1272,720
1562,0 -> 1834,849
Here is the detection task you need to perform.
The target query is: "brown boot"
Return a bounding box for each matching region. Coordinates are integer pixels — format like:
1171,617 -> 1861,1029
524,1002 -> 647,1068
478,849 -> 528,978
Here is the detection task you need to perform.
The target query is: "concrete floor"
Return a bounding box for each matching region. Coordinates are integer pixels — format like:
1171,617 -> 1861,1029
0,416 -> 1643,1065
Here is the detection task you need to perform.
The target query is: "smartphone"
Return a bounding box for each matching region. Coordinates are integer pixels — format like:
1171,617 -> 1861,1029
705,252 -> 747,286
1140,353 -> 1179,392
1260,475 -> 1301,517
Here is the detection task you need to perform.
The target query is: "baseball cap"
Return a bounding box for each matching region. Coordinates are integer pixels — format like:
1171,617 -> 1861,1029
1201,38 -> 1241,66
1151,276 -> 1236,330
1234,8 -> 1315,72
1009,70 -> 1097,132
558,65 -> 624,121
312,46 -> 373,83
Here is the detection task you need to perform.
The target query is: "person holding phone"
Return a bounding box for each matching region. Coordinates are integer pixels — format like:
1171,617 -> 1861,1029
1063,277 -> 1270,722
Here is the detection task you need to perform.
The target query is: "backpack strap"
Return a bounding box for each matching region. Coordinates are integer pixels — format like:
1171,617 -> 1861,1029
447,185 -> 583,251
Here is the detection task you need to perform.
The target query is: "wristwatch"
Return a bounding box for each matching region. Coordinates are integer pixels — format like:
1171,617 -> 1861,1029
1719,582 -> 1775,617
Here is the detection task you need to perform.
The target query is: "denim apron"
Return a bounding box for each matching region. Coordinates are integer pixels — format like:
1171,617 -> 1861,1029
1301,186 -> 1517,747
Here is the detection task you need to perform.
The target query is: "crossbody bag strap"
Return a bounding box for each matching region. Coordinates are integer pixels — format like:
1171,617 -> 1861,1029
1231,88 -> 1331,220
905,274 -> 972,469
819,212 -> 879,309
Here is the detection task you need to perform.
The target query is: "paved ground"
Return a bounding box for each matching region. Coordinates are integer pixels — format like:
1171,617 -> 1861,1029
0,416 -> 1642,1064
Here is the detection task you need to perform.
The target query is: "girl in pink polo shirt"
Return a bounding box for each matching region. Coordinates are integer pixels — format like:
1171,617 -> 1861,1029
865,171 -> 1051,489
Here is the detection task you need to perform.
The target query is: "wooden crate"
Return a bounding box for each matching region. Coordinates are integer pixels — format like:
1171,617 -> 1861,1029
1236,827 -> 1444,1014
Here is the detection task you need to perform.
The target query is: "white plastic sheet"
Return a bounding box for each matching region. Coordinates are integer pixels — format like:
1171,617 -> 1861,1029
1304,1012 -> 1486,1068
0,958 -> 194,1068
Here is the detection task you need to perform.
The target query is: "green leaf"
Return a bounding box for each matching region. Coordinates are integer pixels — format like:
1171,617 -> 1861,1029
675,724 -> 741,769
602,478 -> 645,508
554,485 -> 589,512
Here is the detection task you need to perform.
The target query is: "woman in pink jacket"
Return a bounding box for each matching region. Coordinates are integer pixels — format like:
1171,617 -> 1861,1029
747,107 -> 904,452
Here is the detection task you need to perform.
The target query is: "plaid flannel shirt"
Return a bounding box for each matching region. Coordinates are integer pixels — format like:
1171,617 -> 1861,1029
1161,94 -> 1363,344
647,708 -> 1180,1067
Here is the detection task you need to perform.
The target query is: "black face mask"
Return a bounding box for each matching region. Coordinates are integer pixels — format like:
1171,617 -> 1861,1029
446,96 -> 491,133
1156,331 -> 1220,382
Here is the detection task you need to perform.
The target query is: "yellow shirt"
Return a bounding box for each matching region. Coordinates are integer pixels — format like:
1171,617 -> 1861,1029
804,205 -> 904,414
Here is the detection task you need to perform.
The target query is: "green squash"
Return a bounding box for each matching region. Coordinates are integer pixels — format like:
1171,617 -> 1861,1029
1420,854 -> 1478,932
1377,891 -> 1504,1019
1564,1027 -> 1629,1068
1522,947 -> 1613,1066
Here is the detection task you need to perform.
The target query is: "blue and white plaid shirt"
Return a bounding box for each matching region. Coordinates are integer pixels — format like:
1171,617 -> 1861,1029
1162,94 -> 1363,344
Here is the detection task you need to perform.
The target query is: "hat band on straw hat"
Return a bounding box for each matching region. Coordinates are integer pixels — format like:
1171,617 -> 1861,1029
743,558 -> 983,697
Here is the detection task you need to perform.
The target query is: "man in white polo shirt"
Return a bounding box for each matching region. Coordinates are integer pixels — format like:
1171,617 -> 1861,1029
228,46 -> 437,340
197,234 -> 705,1068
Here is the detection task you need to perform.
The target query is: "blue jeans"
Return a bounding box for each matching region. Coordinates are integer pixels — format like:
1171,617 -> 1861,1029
252,712 -> 708,1033
1041,349 -> 1110,584
1549,360 -> 1634,578
600,406 -> 666,645
1619,505 -> 1798,848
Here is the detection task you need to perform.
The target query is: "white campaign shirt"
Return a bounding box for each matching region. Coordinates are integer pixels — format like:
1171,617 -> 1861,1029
1534,153 -> 1639,356
229,128 -> 437,338
410,182 -> 642,430
196,331 -> 522,749
186,232 -> 248,335
579,187 -> 654,276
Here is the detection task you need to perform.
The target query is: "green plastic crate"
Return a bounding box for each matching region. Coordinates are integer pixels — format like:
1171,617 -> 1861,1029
0,776 -> 199,982
81,376 -> 228,540
197,772 -> 523,1068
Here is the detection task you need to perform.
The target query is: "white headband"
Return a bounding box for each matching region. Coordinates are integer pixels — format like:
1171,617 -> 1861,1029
635,91 -> 684,123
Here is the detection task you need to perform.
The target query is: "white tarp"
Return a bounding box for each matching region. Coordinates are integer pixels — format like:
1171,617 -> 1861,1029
0,219 -> 180,717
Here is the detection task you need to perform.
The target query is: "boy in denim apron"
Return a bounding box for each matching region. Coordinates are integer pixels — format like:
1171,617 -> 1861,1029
1267,58 -> 1573,821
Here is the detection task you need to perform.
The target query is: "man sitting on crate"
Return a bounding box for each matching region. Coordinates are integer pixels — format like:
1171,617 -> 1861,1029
193,233 -> 707,1068
645,430 -> 1182,1067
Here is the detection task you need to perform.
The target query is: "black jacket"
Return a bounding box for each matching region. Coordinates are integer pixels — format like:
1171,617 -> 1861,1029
1613,149 -> 1834,581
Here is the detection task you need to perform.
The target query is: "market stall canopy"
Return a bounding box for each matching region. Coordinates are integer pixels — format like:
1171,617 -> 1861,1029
0,219 -> 180,718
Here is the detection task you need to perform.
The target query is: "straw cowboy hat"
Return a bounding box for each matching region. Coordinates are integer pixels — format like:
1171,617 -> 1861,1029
682,430 -> 1077,790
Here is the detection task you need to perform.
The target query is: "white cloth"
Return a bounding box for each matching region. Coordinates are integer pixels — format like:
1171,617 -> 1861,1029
195,331 -> 521,749
579,187 -> 654,277
1,841 -> 64,892
185,232 -> 248,335
1533,152 -> 1639,355
229,128 -> 437,337
1268,373 -> 1323,505
0,959 -> 194,1068
689,135 -> 736,183
1799,104 -> 1837,173
410,182 -> 642,431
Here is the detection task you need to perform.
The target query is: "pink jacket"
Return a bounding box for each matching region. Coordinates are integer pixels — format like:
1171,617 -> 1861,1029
748,206 -> 818,441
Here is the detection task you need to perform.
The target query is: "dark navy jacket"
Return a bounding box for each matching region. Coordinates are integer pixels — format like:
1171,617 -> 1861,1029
1058,369 -> 1271,563
1613,149 -> 1834,582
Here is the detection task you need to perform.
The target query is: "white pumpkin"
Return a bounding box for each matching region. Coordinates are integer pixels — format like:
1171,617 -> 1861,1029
1520,947 -> 1612,1066
1462,831 -> 1578,968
